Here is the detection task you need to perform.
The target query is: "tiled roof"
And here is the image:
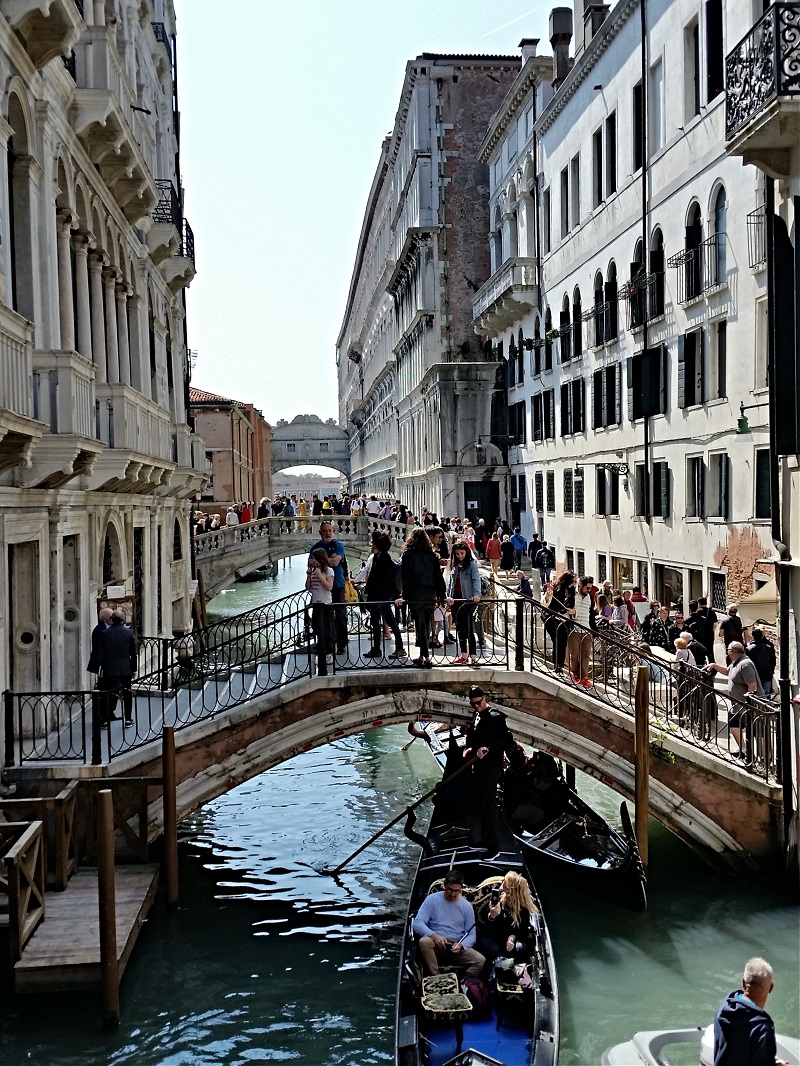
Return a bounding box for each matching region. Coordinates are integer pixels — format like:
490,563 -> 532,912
188,387 -> 244,407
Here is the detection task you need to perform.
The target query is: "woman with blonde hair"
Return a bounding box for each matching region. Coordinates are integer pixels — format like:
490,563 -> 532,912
482,871 -> 537,961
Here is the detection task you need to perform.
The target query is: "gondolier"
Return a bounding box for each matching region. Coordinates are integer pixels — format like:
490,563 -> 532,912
464,686 -> 513,858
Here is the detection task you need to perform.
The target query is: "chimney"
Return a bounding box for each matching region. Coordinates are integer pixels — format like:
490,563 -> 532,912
549,8 -> 573,88
583,3 -> 610,49
519,38 -> 540,63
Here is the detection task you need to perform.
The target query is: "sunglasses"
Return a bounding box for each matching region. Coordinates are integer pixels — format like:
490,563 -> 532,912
469,699 -> 483,707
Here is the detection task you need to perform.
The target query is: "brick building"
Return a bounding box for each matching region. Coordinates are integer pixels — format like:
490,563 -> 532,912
189,388 -> 272,512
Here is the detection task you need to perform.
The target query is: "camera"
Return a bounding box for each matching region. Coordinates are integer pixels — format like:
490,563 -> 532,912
490,889 -> 500,906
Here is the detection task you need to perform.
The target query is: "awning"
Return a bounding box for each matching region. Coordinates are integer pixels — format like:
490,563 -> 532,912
737,578 -> 779,627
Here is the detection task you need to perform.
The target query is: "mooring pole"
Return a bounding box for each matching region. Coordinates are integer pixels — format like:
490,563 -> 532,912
97,789 -> 119,1030
162,725 -> 179,908
634,664 -> 650,869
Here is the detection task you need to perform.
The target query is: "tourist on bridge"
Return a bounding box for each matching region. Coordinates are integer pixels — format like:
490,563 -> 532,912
713,957 -> 787,1066
697,596 -> 718,656
87,607 -> 115,725
446,539 -> 481,666
257,498 -> 269,520
535,541 -> 554,587
306,548 -> 335,674
510,528 -> 527,569
309,522 -> 349,654
398,527 -> 446,668
499,535 -> 516,573
363,530 -> 404,661
568,576 -> 594,688
719,604 -> 746,664
241,501 -> 251,523
746,629 -> 776,697
643,604 -> 672,651
706,641 -> 764,758
486,531 -> 502,574
225,506 -> 239,526
544,571 -> 576,673
680,629 -> 710,668
98,610 -> 137,726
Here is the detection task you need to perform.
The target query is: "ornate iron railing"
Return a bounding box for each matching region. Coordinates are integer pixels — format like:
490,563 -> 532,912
181,219 -> 195,266
153,179 -> 181,230
625,273 -> 664,330
726,3 -> 800,141
668,237 -> 720,304
4,592 -> 780,783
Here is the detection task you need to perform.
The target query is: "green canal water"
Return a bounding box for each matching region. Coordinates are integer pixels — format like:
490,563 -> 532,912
0,557 -> 797,1065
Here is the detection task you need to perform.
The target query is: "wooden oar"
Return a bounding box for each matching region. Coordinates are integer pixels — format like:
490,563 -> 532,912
325,753 -> 477,876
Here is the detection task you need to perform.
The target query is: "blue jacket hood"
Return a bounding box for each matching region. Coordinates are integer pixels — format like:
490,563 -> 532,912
713,990 -> 776,1066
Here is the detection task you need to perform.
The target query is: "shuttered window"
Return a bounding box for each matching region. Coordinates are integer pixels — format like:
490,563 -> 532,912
678,329 -> 704,408
535,471 -> 544,513
560,377 -> 585,435
592,364 -> 622,428
546,471 -> 555,513
564,469 -> 574,513
652,461 -> 671,517
755,448 -> 771,519
628,345 -> 668,420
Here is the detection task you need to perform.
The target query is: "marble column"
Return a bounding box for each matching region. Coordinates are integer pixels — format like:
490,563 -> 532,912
56,210 -> 75,351
88,252 -> 107,383
116,283 -> 131,386
73,233 -> 93,363
103,267 -> 120,382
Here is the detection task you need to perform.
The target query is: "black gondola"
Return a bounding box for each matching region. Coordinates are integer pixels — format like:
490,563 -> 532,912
396,736 -> 559,1066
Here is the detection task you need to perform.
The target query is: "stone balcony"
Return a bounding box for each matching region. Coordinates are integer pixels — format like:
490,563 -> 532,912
472,257 -> 539,338
726,3 -> 800,175
2,0 -> 83,68
0,304 -> 43,478
89,383 -> 173,492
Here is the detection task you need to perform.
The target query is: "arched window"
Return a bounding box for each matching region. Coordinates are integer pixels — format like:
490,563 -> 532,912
572,286 -> 583,357
650,228 -> 665,315
593,271 -> 604,346
606,261 -> 618,338
713,187 -> 726,284
533,316 -> 541,375
630,239 -> 645,329
491,206 -> 503,272
686,202 -> 703,300
173,518 -> 183,561
544,307 -> 553,371
560,293 -> 572,362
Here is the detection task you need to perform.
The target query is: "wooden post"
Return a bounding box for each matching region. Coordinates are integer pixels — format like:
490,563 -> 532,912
97,789 -> 119,1030
514,602 -> 525,671
162,725 -> 179,908
634,665 -> 650,869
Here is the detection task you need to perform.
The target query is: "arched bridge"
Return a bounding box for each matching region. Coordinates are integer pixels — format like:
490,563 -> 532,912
271,414 -> 350,477
6,592 -> 786,867
193,516 -> 408,598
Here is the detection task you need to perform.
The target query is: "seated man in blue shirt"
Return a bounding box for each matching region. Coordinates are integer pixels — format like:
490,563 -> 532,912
412,868 -> 485,976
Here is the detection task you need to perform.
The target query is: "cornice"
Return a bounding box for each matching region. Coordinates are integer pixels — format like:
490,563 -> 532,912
478,56 -> 552,163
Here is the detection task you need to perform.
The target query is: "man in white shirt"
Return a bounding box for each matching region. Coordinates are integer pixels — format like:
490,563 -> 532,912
568,576 -> 594,688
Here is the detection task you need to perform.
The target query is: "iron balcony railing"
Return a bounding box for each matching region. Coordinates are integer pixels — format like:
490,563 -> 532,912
625,273 -> 665,330
747,206 -> 767,270
181,219 -> 195,266
726,2 -> 800,141
668,236 -> 722,304
153,179 -> 182,230
3,591 -> 780,784
151,21 -> 172,63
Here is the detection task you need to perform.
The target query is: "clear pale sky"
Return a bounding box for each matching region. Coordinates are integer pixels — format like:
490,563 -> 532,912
175,0 -> 555,430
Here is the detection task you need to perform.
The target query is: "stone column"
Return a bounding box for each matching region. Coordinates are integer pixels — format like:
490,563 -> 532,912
56,210 -> 75,351
88,252 -> 107,383
103,267 -> 120,382
519,192 -> 536,257
73,233 -> 93,363
116,283 -> 131,385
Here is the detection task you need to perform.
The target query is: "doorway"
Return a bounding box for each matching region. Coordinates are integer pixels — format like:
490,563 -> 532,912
8,542 -> 41,692
464,481 -> 500,527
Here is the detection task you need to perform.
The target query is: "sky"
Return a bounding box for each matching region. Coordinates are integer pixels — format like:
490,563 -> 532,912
175,0 -> 556,432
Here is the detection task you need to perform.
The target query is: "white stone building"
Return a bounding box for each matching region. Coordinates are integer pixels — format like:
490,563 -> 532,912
337,54 -> 521,523
0,0 -> 204,718
476,0 -> 776,612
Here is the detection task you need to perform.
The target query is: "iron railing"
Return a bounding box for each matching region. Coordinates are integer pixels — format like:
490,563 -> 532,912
151,21 -> 172,62
4,592 -> 780,783
668,237 -> 721,304
153,179 -> 181,230
625,273 -> 665,330
181,219 -> 195,266
726,3 -> 800,141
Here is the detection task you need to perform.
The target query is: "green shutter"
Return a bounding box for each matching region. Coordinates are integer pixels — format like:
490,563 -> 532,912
678,334 -> 686,409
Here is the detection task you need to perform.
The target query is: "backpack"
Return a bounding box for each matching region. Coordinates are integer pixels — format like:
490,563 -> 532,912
461,975 -> 491,1016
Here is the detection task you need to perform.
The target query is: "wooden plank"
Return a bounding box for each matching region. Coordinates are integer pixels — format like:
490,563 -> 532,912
14,865 -> 159,993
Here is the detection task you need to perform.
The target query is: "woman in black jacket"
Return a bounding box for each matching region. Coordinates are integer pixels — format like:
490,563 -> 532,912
364,530 -> 404,660
479,870 -> 537,964
544,570 -> 576,672
399,528 -> 446,667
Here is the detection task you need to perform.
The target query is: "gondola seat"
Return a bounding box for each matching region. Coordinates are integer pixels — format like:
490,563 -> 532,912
420,972 -> 473,1024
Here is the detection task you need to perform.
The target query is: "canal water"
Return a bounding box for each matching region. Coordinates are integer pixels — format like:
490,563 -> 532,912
1,560 -> 797,1065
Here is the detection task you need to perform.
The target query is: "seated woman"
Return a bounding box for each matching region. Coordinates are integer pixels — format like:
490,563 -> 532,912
478,871 -> 537,966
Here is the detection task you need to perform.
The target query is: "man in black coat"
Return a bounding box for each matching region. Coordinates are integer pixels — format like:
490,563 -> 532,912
464,686 -> 513,857
98,611 -> 138,726
87,608 -> 114,724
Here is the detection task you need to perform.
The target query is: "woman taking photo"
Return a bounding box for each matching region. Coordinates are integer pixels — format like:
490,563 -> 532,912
399,528 -> 446,668
544,570 -> 576,673
480,870 -> 537,963
363,530 -> 405,660
305,548 -> 335,675
446,539 -> 482,666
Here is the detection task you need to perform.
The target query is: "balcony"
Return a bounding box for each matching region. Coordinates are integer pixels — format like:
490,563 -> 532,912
159,219 -> 196,292
147,179 -> 182,264
726,3 -> 800,175
0,305 -> 42,476
472,257 -> 539,338
70,90 -> 158,224
668,237 -> 724,305
624,273 -> 665,331
89,384 -> 173,492
2,0 -> 83,68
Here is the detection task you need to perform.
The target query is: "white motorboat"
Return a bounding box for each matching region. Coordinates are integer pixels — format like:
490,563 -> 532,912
602,1024 -> 799,1065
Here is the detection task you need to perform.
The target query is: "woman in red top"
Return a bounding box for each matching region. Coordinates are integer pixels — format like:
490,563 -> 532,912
486,532 -> 502,574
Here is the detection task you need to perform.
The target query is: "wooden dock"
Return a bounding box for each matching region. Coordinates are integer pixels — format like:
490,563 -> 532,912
14,865 -> 160,993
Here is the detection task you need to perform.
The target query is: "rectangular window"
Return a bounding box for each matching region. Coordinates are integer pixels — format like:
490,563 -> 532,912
685,20 -> 701,120
706,0 -> 724,102
605,112 -> 617,195
576,550 -> 585,576
524,105 -> 534,141
687,456 -> 706,518
649,58 -> 664,155
633,81 -> 644,172
560,377 -> 585,436
570,155 -> 581,229
574,468 -> 585,515
519,476 -> 527,512
652,460 -> 671,517
755,299 -> 768,389
628,346 -> 668,420
598,554 -> 608,583
566,548 -> 575,573
546,470 -> 555,514
506,125 -> 517,166
710,572 -> 727,611
535,471 -> 544,512
678,329 -> 705,408
596,468 -> 607,515
542,188 -> 551,254
560,167 -> 569,238
533,390 -> 555,440
709,452 -> 731,519
564,469 -> 574,514
517,400 -> 527,444
592,363 -> 622,428
609,470 -> 620,515
754,448 -> 771,519
592,128 -> 603,208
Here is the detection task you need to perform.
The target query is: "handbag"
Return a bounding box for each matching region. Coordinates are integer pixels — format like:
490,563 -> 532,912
343,577 -> 359,604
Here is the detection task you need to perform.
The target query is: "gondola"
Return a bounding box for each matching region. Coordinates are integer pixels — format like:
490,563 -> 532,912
235,561 -> 277,582
418,723 -> 646,913
395,734 -> 559,1066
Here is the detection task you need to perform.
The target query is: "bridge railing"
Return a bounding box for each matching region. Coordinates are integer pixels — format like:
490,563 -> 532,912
3,595 -> 780,781
193,516 -> 411,557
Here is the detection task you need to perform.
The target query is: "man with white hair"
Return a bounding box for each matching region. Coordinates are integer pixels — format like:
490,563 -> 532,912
706,641 -> 763,757
713,957 -> 787,1065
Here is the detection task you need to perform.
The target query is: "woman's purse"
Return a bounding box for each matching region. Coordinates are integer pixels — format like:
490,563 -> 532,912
343,577 -> 359,604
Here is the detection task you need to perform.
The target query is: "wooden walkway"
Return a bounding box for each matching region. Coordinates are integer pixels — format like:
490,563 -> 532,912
14,865 -> 160,993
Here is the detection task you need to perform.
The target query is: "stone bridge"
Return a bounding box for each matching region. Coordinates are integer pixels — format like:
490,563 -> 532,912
271,414 -> 350,477
193,516 -> 408,598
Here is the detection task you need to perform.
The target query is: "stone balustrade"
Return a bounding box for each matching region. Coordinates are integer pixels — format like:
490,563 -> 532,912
95,383 -> 172,460
32,350 -> 94,437
0,305 -> 34,419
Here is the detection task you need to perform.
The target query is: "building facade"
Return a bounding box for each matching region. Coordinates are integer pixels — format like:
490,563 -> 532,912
190,388 -> 272,511
337,54 -> 521,523
0,0 -> 204,726
477,0 -> 776,612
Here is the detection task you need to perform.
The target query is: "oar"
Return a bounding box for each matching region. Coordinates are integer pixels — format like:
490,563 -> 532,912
401,721 -> 430,751
325,754 -> 478,876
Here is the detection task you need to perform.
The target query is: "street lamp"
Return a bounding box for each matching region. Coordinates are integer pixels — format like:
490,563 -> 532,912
475,436 -> 486,465
737,400 -> 769,433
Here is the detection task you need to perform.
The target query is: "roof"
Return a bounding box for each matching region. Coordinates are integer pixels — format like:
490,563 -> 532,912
188,387 -> 244,407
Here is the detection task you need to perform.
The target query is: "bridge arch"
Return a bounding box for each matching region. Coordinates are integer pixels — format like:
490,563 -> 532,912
129,673 -> 778,862
271,414 -> 350,478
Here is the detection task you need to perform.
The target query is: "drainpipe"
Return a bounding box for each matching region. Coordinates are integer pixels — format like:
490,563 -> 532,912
640,0 -> 651,530
765,176 -> 795,858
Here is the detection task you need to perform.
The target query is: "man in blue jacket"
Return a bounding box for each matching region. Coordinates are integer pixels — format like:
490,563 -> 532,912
412,868 -> 484,977
713,957 -> 786,1066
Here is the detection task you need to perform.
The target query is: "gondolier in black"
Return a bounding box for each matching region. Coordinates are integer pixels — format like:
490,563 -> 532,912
464,686 -> 513,858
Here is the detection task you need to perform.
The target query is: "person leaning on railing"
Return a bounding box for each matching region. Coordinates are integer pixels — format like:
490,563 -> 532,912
543,571 -> 576,674
705,641 -> 764,759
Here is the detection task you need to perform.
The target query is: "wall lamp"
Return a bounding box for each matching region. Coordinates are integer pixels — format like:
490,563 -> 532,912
475,436 -> 486,466
737,400 -> 769,433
